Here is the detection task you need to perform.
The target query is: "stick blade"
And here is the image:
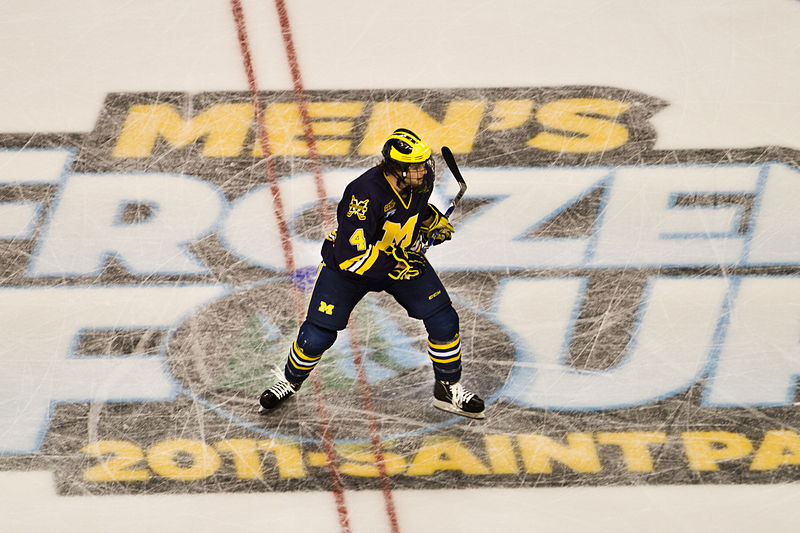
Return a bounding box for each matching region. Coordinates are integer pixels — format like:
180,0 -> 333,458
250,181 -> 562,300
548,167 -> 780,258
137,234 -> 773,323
440,146 -> 465,185
439,146 -> 467,218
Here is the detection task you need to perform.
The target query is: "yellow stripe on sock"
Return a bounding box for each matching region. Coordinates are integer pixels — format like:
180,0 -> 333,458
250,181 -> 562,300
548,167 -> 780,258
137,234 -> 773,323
292,342 -> 322,362
428,352 -> 462,364
428,334 -> 460,350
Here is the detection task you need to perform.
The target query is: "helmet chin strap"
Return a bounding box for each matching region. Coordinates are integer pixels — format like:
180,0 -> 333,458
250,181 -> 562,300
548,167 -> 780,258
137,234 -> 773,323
394,169 -> 411,193
390,165 -> 426,195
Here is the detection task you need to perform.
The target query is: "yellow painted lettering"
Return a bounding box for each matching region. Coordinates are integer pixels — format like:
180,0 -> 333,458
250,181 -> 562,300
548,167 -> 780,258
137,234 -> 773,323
407,436 -> 491,476
517,433 -> 601,473
81,440 -> 150,482
259,439 -> 307,478
750,430 -> 800,471
596,432 -> 667,472
214,439 -> 262,479
336,444 -> 407,477
306,452 -> 327,467
361,100 -> 485,155
113,103 -> 253,158
484,434 -> 519,474
255,102 -> 364,156
681,431 -> 753,471
527,98 -> 631,153
147,439 -> 221,481
486,100 -> 534,131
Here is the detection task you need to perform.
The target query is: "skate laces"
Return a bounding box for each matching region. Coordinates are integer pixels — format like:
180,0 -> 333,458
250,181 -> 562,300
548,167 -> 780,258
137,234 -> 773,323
268,368 -> 297,399
269,379 -> 296,399
448,381 -> 474,407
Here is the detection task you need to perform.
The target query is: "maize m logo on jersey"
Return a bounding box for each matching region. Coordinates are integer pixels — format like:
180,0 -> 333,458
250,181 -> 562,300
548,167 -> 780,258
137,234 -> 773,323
2,87 -> 800,490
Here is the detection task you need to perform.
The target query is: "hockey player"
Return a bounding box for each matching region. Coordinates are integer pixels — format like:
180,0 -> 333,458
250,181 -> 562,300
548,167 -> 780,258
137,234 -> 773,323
259,128 -> 484,419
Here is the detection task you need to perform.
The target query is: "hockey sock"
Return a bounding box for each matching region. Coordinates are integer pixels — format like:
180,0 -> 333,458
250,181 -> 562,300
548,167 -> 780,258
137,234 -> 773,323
428,334 -> 462,383
284,321 -> 337,383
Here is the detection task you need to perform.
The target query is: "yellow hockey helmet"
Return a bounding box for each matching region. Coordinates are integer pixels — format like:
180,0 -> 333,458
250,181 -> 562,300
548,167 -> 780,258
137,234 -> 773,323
381,128 -> 435,191
382,128 -> 432,165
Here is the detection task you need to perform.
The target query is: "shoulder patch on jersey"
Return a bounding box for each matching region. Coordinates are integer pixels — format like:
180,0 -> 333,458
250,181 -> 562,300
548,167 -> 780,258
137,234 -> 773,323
347,195 -> 369,221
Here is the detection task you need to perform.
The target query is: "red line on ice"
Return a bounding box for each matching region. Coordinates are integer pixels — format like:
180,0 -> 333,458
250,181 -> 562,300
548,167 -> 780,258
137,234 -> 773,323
275,0 -> 400,533
273,0 -> 333,230
229,2 -> 351,532
272,1 -> 402,531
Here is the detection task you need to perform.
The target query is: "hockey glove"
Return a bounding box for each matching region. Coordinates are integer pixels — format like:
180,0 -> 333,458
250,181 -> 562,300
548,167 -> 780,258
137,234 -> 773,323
420,204 -> 454,246
387,245 -> 427,280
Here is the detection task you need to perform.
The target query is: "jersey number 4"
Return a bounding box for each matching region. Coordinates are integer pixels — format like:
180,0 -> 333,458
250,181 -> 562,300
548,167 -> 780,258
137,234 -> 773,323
349,228 -> 367,251
348,214 -> 418,252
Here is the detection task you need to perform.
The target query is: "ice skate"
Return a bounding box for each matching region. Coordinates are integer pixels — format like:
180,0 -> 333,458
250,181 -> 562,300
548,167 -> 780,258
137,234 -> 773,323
432,380 -> 485,419
259,372 -> 301,412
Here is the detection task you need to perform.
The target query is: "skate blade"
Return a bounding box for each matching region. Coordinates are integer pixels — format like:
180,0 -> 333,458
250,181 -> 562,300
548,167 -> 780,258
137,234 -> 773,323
432,399 -> 485,419
258,397 -> 294,413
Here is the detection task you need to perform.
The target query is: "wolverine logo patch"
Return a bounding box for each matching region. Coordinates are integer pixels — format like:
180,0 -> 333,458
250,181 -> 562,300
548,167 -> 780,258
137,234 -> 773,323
347,195 -> 369,220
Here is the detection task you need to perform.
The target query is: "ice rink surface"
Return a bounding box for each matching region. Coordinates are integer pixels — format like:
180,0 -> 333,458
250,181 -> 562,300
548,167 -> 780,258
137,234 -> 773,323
2,1 -> 800,531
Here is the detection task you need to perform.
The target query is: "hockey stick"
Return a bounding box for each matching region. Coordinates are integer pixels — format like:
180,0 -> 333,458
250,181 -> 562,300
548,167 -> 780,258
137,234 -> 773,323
424,145 -> 467,250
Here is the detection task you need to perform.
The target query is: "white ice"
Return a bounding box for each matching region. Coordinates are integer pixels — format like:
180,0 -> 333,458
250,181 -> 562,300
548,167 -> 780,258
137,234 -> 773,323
1,0 -> 799,531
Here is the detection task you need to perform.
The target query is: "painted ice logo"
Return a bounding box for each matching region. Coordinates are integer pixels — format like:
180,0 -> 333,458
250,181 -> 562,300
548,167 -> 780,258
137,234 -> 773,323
2,87 -> 800,490
164,282 -> 513,443
441,163 -> 800,410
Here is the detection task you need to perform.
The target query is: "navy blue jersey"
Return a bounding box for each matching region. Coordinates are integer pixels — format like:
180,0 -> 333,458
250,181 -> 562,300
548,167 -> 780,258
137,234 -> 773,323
321,166 -> 435,280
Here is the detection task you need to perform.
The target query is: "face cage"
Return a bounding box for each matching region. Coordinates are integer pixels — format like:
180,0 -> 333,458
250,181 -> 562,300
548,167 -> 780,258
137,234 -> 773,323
389,157 -> 435,193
